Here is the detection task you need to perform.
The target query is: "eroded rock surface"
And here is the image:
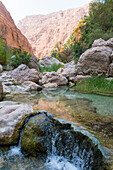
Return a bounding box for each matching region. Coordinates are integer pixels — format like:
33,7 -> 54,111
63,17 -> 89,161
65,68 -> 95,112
58,62 -> 75,76
39,71 -> 68,86
11,64 -> 39,83
22,81 -> 42,91
0,101 -> 34,145
76,38 -> 113,76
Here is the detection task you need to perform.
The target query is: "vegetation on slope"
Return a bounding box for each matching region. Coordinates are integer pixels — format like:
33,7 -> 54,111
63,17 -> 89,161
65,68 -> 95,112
9,46 -> 31,69
0,41 -> 32,69
0,39 -> 12,65
50,0 -> 113,63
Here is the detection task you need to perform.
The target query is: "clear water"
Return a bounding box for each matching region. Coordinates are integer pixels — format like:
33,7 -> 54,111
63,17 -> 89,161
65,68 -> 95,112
1,87 -> 113,169
5,87 -> 113,116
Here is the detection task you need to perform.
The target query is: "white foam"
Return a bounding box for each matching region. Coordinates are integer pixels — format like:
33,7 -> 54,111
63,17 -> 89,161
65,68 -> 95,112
8,146 -> 23,156
43,155 -> 78,170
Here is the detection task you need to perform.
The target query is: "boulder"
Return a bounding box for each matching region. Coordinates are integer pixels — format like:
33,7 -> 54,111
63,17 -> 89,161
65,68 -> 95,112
92,38 -> 113,49
43,83 -> 58,88
0,64 -> 3,73
39,71 -> 68,86
57,61 -> 75,77
0,101 -> 34,145
0,81 -> 3,100
76,46 -> 112,76
21,113 -> 52,156
11,64 -> 39,83
39,56 -> 64,68
76,38 -> 113,76
28,55 -> 39,71
0,71 -> 16,86
3,84 -> 11,94
22,81 -> 42,91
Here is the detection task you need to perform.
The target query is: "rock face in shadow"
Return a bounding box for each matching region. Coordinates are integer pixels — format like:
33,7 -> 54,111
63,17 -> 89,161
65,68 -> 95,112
18,4 -> 89,58
0,1 -> 33,54
76,38 -> 113,77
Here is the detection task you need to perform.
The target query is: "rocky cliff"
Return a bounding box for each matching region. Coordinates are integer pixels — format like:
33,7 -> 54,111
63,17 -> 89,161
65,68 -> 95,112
0,1 -> 33,54
18,4 -> 89,58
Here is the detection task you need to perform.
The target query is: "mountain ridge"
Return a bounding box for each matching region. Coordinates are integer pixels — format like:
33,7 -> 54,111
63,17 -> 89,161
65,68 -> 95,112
18,3 -> 89,58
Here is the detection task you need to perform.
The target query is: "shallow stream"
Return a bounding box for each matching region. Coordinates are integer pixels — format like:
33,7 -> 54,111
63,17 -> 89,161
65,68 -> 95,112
0,87 -> 113,169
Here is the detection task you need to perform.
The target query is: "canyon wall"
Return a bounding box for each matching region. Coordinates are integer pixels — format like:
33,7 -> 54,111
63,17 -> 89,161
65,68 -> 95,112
18,4 -> 89,58
0,1 -> 33,54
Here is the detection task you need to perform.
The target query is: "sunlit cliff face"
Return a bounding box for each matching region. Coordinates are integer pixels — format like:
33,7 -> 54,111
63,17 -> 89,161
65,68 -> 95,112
0,1 -> 33,54
18,4 -> 89,59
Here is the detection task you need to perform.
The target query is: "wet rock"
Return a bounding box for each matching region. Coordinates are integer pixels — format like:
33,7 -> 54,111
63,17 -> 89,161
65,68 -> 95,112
39,56 -> 64,68
0,101 -> 34,145
39,71 -> 68,86
11,64 -> 39,83
21,113 -> 52,156
76,38 -> 113,76
21,113 -> 106,169
0,81 -> 3,100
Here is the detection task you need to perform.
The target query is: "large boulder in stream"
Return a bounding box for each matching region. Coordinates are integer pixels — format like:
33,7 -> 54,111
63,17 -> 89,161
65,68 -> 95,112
0,101 -> 35,145
0,81 -> 3,100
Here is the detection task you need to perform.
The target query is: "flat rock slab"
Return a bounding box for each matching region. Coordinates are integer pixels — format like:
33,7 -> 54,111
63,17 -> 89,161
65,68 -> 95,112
0,101 -> 34,145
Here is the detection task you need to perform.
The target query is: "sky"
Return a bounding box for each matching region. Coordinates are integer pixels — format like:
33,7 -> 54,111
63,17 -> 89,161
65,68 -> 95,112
1,0 -> 92,25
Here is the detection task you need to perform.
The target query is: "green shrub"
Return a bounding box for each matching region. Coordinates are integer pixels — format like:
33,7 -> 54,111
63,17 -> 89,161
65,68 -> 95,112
0,40 -> 12,65
39,63 -> 64,73
9,47 -> 31,68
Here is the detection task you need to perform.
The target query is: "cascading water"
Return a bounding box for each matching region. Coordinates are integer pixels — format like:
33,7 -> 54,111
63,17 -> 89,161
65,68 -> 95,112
0,112 -> 106,170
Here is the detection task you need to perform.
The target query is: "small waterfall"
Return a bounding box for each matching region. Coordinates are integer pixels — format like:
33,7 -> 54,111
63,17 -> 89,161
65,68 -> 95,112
8,116 -> 37,157
0,112 -> 106,170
